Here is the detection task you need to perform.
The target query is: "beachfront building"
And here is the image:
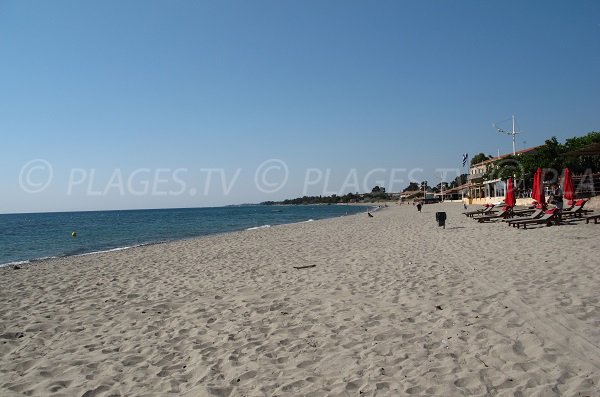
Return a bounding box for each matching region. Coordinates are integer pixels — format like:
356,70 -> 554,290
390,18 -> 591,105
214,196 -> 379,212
435,183 -> 472,202
399,190 -> 422,201
465,147 -> 538,205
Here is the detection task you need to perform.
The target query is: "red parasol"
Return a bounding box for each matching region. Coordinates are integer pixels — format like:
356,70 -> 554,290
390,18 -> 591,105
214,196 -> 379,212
562,167 -> 575,201
532,168 -> 545,207
505,178 -> 516,207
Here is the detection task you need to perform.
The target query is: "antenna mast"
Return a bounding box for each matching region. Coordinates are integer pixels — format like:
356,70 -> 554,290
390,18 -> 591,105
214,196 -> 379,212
493,114 -> 520,155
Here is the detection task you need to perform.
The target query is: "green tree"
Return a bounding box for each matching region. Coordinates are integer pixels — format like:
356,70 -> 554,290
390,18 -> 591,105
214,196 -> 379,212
563,131 -> 600,174
403,182 -> 420,192
433,182 -> 449,193
450,174 -> 468,188
470,153 -> 492,166
369,186 -> 388,200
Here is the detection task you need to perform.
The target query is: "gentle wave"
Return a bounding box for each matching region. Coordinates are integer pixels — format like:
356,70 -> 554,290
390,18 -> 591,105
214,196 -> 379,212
0,256 -> 59,269
75,245 -> 139,257
246,225 -> 271,231
0,260 -> 31,268
0,244 -> 164,269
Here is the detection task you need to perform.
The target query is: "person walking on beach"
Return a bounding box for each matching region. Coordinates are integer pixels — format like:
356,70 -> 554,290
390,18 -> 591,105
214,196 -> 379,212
416,202 -> 422,213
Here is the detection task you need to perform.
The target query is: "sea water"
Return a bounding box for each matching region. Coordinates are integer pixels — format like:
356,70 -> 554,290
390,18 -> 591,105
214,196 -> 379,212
0,205 -> 370,267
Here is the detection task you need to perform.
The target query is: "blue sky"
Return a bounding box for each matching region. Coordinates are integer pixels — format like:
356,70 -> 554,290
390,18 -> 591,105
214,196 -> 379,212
1,0 -> 599,213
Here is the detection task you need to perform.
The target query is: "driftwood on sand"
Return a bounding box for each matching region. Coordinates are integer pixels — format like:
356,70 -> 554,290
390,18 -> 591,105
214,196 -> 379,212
293,265 -> 316,270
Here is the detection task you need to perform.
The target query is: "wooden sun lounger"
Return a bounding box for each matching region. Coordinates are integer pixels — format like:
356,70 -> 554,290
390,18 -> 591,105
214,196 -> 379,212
585,214 -> 600,224
463,205 -> 495,217
505,208 -> 544,225
475,208 -> 512,222
463,207 -> 492,216
511,210 -> 559,229
562,200 -> 592,218
511,208 -> 536,216
561,201 -> 576,212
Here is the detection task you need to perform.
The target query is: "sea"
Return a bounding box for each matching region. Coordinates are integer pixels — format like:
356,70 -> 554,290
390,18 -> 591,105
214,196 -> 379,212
0,205 -> 371,267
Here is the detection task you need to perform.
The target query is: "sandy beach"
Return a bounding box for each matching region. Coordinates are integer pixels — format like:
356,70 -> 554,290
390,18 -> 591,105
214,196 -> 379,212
1,203 -> 599,396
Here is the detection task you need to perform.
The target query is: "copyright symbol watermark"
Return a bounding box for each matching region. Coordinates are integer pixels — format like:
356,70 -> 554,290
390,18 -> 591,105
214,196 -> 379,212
493,158 -> 526,179
19,159 -> 54,193
254,159 -> 289,193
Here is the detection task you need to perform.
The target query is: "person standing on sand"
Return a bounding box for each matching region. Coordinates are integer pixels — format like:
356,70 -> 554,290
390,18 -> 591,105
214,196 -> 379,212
416,202 -> 422,212
549,183 -> 564,210
549,183 -> 564,224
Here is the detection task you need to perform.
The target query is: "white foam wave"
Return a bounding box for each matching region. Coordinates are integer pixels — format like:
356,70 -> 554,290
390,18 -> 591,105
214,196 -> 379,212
0,260 -> 31,268
75,245 -> 142,257
246,225 -> 271,231
1,242 -> 167,269
0,255 -> 59,268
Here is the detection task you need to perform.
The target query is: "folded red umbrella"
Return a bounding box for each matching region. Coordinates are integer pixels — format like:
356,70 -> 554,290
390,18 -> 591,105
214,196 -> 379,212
532,168 -> 545,207
562,167 -> 574,201
505,178 -> 516,207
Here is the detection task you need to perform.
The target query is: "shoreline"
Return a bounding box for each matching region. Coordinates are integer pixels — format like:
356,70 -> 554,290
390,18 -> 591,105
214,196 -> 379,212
1,203 -> 598,396
0,204 -> 378,271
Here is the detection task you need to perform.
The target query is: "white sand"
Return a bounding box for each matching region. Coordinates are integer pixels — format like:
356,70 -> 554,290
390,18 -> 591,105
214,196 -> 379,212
1,203 -> 599,396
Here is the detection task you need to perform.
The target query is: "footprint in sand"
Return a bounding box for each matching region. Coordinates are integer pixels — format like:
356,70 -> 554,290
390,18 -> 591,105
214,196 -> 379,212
122,355 -> 145,366
233,369 -> 257,384
81,385 -> 110,397
47,380 -> 72,393
405,385 -> 423,394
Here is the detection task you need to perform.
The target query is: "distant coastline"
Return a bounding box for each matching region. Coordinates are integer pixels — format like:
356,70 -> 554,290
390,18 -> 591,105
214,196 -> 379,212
261,190 -> 393,206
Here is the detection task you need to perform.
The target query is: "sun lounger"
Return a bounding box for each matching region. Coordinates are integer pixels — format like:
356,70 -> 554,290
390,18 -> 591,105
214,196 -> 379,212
463,205 -> 496,217
512,207 -> 537,216
505,208 -> 544,225
562,200 -> 592,218
561,199 -> 581,214
562,200 -> 576,212
463,205 -> 490,216
474,206 -> 512,222
585,214 -> 600,224
511,209 -> 560,229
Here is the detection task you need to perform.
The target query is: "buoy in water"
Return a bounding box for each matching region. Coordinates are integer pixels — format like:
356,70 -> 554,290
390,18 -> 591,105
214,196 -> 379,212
71,232 -> 77,238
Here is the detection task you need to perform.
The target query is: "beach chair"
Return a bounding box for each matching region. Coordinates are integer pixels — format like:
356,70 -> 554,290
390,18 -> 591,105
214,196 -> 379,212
505,208 -> 544,225
463,204 -> 496,217
512,202 -> 545,216
511,207 -> 537,217
585,214 -> 600,224
474,206 -> 512,222
562,200 -> 592,219
561,200 -> 576,212
511,209 -> 560,229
